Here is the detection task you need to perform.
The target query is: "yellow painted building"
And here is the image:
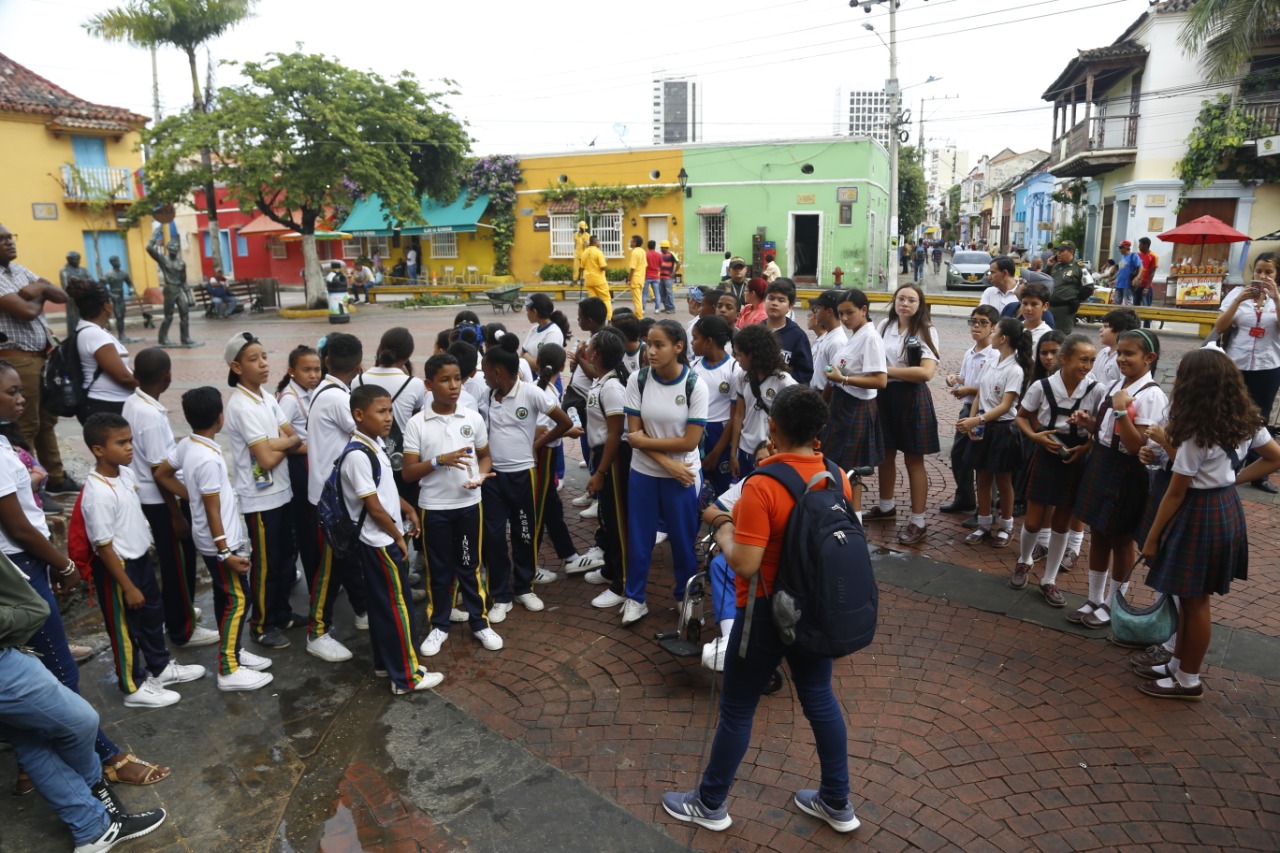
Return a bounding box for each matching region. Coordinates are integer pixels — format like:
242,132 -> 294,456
0,52 -> 158,292
511,147 -> 686,282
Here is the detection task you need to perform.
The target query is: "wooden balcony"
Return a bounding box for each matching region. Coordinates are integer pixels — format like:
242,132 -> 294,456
1048,114 -> 1139,177
1241,98 -> 1280,139
60,165 -> 135,203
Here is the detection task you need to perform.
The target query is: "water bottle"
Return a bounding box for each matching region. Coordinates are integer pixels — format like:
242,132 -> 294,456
972,409 -> 986,441
569,408 -> 582,429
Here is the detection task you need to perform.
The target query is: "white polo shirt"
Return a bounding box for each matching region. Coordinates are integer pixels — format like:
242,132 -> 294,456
832,323 -> 888,401
82,468 -> 152,560
356,367 -> 425,436
974,353 -> 1026,422
1094,346 -> 1121,388
340,431 -> 403,547
956,344 -> 995,409
76,319 -> 132,402
0,436 -> 49,556
523,322 -> 565,356
693,354 -> 740,424
1096,373 -> 1169,454
168,434 -> 246,556
122,389 -> 178,505
1174,427 -> 1273,489
1024,321 -> 1051,350
879,320 -> 940,380
585,373 -> 626,449
485,378 -> 559,472
623,366 -> 709,480
1221,288 -> 1280,371
980,286 -> 1020,312
307,376 -> 356,504
223,385 -> 293,513
1021,373 -> 1105,434
402,405 -> 488,510
810,326 -> 849,391
277,380 -> 312,442
736,371 -> 797,454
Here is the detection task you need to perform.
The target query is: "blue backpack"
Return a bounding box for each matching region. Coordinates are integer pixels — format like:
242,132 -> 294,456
740,459 -> 878,659
316,441 -> 381,557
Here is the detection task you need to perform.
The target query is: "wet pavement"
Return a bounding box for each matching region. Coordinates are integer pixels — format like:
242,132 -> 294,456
3,295 -> 1279,852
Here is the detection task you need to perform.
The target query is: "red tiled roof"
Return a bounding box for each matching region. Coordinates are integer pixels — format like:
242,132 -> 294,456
0,52 -> 148,126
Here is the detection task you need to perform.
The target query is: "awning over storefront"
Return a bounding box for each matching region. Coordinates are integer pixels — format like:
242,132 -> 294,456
279,230 -> 351,242
339,192 -> 489,237
696,205 -> 726,216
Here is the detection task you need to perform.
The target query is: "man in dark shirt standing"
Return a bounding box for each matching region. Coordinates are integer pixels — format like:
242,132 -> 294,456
1047,241 -> 1090,333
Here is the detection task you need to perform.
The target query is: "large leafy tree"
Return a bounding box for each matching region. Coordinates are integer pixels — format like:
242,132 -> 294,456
897,146 -> 928,239
84,0 -> 256,276
137,51 -> 470,306
1179,0 -> 1280,81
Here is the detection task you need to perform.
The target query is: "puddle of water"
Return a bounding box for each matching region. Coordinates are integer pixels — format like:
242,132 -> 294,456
317,801 -> 368,853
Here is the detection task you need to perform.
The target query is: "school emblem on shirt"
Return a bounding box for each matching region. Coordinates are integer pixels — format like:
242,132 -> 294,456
587,394 -> 597,407
718,381 -> 730,394
675,395 -> 686,405
516,406 -> 529,420
460,424 -> 474,438
765,388 -> 777,400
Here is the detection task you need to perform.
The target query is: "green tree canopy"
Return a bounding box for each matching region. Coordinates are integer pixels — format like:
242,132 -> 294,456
897,146 -> 928,238
138,51 -> 470,305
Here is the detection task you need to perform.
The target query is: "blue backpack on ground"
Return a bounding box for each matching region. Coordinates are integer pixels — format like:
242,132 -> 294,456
316,441 -> 381,558
740,458 -> 878,659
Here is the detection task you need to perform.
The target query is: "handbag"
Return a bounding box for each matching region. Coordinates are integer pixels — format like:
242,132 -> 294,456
1109,558 -> 1177,648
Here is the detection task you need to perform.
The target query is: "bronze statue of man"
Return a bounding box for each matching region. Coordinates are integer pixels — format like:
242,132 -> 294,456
103,256 -> 142,343
59,250 -> 92,337
146,229 -> 200,347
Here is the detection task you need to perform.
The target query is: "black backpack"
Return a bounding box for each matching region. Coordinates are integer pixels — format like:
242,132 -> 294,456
740,459 -> 878,659
316,441 -> 381,558
41,332 -> 100,418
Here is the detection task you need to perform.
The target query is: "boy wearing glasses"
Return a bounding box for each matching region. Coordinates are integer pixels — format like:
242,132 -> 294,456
941,305 -> 1000,515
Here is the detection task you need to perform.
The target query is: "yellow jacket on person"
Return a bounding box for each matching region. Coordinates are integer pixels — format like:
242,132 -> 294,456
629,245 -> 647,284
582,246 -> 608,286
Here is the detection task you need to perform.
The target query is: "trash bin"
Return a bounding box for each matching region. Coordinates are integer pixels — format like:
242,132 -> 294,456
327,291 -> 350,324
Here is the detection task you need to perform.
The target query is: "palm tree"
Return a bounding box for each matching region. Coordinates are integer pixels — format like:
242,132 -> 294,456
84,1 -> 256,276
1179,0 -> 1280,82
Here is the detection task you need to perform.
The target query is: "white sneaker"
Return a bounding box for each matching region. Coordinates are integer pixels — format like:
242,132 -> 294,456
655,531 -> 668,545
123,677 -> 180,708
571,492 -> 594,507
407,571 -> 423,585
392,667 -> 444,695
557,479 -> 564,492
306,634 -> 353,662
580,501 -> 599,519
237,649 -> 272,671
516,592 -> 544,611
592,589 -> 626,609
411,587 -> 427,603
182,625 -> 220,647
533,567 -> 559,584
156,661 -> 205,685
621,599 -> 649,625
489,602 -> 512,624
473,627 -> 503,650
583,569 -> 608,585
419,628 -> 449,657
449,608 -> 469,623
217,668 -> 273,692
578,460 -> 589,469
564,547 -> 605,574
353,612 -> 369,631
192,606 -> 202,621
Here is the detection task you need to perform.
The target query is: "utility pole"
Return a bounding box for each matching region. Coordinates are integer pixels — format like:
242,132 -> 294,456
886,0 -> 900,290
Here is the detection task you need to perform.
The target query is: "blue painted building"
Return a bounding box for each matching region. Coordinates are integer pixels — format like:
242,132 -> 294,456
1013,168 -> 1055,253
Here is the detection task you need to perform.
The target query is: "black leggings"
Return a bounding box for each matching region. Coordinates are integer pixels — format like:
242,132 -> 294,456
76,396 -> 125,424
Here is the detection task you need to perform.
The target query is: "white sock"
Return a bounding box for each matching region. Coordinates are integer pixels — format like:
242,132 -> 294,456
1119,581 -> 1129,597
1067,530 -> 1084,553
1162,634 -> 1177,653
1018,525 -> 1038,563
1042,532 -> 1069,585
1169,656 -> 1181,674
1150,663 -> 1170,676
1037,528 -> 1051,546
1087,570 -> 1107,607
997,516 -> 1013,532
1175,668 -> 1200,688
719,619 -> 733,638
978,514 -> 993,531
879,499 -> 894,513
909,513 -> 926,528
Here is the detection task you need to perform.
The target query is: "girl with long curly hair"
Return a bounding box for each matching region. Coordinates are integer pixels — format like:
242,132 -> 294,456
1136,348 -> 1280,700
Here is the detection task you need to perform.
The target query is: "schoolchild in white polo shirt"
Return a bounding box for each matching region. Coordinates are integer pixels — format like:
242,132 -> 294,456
155,387 -> 273,692
276,344 -> 323,592
81,413 -> 205,708
122,347 -> 215,647
303,333 -> 368,664
353,327 -> 426,508
222,332 -> 303,651
341,384 -> 443,695
403,353 -> 501,657
480,334 -> 573,621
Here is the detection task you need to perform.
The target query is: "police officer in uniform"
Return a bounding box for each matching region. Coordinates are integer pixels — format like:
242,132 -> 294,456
1046,240 -> 1091,333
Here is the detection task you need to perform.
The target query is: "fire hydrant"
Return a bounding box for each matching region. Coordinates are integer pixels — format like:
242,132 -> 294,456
832,266 -> 844,286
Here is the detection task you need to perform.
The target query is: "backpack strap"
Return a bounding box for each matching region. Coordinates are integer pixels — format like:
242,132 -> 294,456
1101,381 -> 1158,451
336,441 -> 382,534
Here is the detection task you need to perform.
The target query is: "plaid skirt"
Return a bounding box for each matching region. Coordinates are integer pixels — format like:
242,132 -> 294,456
1136,468 -> 1172,546
878,381 -> 940,456
823,392 -> 885,469
1146,485 -> 1248,597
1074,444 -> 1149,537
963,420 -> 1022,473
1026,443 -> 1089,508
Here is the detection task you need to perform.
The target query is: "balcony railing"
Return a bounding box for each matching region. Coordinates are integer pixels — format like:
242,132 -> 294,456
1241,98 -> 1280,138
60,165 -> 135,202
1051,113 -> 1139,170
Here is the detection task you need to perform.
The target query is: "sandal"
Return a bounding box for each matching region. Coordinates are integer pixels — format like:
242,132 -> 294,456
991,528 -> 1012,548
13,771 -> 34,796
102,753 -> 171,786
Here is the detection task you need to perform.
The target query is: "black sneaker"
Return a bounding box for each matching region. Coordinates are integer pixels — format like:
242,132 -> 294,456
90,779 -> 123,817
45,475 -> 83,495
73,808 -> 167,852
253,628 -> 291,649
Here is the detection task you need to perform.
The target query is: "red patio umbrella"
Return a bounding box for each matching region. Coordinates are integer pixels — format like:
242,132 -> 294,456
1157,215 -> 1250,245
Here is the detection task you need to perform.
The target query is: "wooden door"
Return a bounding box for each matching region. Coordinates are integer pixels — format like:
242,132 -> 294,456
1098,200 -> 1114,271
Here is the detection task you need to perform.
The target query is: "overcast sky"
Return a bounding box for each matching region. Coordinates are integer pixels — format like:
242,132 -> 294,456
3,0 -> 1164,165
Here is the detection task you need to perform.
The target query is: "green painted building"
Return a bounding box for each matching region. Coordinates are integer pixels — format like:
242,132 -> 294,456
681,138 -> 890,289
